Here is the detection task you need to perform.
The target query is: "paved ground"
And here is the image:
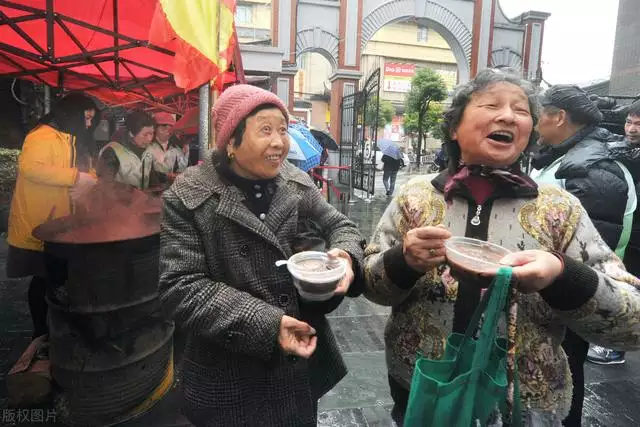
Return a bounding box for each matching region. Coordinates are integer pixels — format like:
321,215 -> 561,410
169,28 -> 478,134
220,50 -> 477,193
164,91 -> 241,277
1,167 -> 639,426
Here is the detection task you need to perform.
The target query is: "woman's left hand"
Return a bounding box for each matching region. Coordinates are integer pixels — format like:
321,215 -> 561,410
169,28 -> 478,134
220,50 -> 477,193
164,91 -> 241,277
499,250 -> 564,293
327,248 -> 354,295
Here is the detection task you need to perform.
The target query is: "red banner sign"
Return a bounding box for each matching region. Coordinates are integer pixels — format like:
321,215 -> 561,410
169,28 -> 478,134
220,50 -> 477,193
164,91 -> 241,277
384,63 -> 416,78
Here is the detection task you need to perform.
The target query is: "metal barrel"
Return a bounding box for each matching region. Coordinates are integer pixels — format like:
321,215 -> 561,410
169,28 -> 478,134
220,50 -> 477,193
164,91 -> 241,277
51,321 -> 174,427
42,233 -> 160,313
34,212 -> 174,426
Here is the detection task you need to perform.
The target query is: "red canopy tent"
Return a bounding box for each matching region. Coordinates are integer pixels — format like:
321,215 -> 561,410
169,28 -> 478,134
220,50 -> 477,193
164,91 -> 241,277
0,0 -> 245,114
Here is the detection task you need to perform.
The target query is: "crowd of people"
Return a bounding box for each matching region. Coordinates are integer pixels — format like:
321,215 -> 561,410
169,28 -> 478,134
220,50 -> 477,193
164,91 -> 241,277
5,69 -> 640,427
6,98 -> 189,339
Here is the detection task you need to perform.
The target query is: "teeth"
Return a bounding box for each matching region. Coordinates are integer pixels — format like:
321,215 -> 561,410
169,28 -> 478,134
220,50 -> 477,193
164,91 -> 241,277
489,131 -> 514,142
266,155 -> 281,161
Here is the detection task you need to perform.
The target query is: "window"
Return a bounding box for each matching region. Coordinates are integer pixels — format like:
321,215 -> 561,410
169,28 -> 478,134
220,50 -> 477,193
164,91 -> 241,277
235,4 -> 253,25
417,27 -> 428,43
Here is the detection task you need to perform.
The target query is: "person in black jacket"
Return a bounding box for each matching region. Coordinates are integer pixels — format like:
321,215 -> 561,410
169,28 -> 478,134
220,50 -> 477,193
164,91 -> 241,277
381,154 -> 403,196
608,102 -> 640,273
595,103 -> 640,367
532,85 -> 631,427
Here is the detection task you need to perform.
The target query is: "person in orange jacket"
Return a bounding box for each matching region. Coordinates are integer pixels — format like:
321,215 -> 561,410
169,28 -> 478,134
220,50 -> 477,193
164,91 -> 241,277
7,92 -> 100,339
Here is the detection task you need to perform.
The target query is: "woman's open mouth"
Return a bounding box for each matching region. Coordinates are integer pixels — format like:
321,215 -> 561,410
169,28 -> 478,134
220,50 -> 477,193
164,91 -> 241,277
487,131 -> 514,144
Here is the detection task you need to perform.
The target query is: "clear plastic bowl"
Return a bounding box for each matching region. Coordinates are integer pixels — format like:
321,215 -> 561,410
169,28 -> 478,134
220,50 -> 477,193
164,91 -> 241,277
444,237 -> 511,275
286,251 -> 347,301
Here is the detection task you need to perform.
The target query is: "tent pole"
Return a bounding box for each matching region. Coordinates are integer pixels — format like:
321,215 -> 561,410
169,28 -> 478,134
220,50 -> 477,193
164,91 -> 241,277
198,83 -> 211,161
210,87 -> 218,149
44,85 -> 51,114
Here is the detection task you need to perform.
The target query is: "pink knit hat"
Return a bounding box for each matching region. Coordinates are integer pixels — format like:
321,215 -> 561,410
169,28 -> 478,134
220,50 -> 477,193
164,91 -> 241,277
212,84 -> 289,150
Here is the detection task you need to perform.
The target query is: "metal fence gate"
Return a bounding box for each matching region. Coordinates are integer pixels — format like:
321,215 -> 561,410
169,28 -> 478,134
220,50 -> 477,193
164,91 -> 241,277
338,68 -> 381,197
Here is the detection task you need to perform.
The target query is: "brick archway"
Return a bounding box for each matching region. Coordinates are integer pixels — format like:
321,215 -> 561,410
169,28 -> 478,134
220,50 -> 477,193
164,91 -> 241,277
491,47 -> 523,71
361,0 -> 472,82
279,0 -> 549,142
296,27 -> 339,71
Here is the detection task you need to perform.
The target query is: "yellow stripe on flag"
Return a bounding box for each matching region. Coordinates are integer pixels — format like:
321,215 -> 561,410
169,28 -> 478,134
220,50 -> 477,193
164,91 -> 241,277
159,0 -> 235,71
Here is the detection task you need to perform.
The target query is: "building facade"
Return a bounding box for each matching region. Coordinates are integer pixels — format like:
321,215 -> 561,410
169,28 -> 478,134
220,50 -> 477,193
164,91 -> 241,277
237,0 -> 549,143
610,0 -> 640,97
293,21 -> 459,132
361,21 -> 458,109
235,0 -> 273,43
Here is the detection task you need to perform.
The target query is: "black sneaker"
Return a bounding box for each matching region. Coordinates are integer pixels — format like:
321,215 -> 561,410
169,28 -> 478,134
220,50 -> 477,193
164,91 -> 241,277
586,345 -> 625,365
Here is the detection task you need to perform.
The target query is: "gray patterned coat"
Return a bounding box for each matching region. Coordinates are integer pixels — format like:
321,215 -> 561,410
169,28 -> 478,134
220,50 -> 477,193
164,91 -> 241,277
159,158 -> 365,427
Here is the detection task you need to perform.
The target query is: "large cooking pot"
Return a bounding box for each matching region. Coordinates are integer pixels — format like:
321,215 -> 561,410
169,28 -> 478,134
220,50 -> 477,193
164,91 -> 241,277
33,214 -> 161,312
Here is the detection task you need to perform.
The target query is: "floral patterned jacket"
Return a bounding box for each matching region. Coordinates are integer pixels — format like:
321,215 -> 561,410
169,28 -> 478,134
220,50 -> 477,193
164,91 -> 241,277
363,172 -> 640,424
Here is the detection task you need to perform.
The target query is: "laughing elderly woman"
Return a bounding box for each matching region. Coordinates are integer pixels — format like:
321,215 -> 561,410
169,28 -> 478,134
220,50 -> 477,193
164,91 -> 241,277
159,85 -> 365,427
363,69 -> 640,426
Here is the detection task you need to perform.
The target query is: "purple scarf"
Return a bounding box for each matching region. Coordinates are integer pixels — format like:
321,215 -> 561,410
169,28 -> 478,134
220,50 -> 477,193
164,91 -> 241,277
443,164 -> 537,202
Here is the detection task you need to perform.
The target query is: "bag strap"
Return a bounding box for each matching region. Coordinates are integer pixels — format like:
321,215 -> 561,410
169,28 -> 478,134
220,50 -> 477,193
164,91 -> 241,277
451,267 -> 513,377
461,283 -> 494,340
448,282 -> 494,380
613,160 -> 637,259
470,267 -> 513,370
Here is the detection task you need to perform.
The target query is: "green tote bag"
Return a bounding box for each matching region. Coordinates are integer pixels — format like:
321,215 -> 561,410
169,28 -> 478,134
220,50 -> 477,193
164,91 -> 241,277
403,267 -> 521,427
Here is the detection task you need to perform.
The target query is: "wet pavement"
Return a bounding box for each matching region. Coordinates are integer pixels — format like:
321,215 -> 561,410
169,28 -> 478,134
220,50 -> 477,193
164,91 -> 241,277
1,168 -> 639,426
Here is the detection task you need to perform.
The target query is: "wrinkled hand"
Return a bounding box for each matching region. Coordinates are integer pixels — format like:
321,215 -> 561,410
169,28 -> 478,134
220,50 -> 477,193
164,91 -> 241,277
69,172 -> 97,201
499,250 -> 563,293
278,315 -> 317,358
327,248 -> 354,295
403,225 -> 452,272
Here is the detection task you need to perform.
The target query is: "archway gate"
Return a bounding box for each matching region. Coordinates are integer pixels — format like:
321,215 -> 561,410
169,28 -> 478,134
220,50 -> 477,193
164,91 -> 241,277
271,0 -> 549,143
338,68 -> 381,197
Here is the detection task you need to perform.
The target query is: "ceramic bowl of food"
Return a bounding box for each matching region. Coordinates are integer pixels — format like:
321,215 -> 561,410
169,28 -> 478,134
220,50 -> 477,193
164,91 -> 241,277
444,237 -> 511,276
286,251 -> 347,301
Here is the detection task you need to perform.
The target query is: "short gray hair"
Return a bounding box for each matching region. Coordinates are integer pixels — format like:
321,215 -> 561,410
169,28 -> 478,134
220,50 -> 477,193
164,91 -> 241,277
441,68 -> 540,171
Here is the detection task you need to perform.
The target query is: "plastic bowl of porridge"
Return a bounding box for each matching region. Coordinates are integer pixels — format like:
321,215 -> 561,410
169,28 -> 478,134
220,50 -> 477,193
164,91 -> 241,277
286,251 -> 347,301
445,237 -> 512,276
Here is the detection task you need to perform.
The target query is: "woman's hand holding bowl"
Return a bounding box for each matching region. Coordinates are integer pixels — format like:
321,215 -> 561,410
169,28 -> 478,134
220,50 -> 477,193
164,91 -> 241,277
327,248 -> 354,295
403,225 -> 452,272
446,245 -> 564,292
499,250 -> 563,293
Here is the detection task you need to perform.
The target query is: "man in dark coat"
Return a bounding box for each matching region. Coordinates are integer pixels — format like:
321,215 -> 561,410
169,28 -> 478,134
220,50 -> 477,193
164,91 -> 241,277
609,103 -> 640,273
532,85 -> 632,426
595,103 -> 640,367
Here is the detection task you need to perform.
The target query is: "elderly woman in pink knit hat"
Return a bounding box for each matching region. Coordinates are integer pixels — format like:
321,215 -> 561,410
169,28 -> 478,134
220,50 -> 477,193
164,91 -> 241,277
158,84 -> 365,427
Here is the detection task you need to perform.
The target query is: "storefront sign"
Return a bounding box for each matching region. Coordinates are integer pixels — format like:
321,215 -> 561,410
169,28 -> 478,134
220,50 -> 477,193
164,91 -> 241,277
383,62 -> 415,93
383,62 -> 457,93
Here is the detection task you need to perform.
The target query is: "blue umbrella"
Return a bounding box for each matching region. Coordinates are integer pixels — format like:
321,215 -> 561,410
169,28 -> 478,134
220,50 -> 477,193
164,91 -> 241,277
290,123 -> 323,154
377,139 -> 402,160
288,127 -> 321,171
